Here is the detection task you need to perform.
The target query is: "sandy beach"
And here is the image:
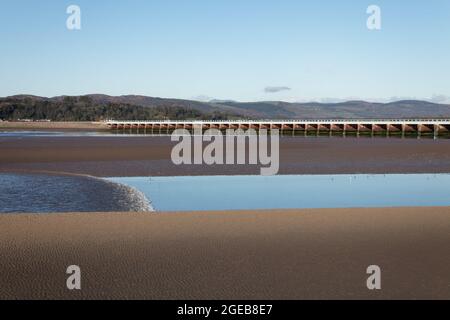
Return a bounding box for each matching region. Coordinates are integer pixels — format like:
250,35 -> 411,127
1,207 -> 449,300
1,133 -> 450,299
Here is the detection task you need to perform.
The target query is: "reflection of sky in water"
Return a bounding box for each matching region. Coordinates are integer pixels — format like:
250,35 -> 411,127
0,130 -> 185,138
108,174 -> 450,212
0,131 -> 107,137
0,131 -> 162,137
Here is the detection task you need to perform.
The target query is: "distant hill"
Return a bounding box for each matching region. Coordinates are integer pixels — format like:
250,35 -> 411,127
211,100 -> 450,119
2,94 -> 450,120
0,95 -> 239,121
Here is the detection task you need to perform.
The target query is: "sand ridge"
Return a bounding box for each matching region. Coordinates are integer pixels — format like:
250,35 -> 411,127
0,207 -> 449,300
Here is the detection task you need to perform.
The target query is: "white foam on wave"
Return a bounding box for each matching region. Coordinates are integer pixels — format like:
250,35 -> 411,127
0,172 -> 155,213
100,178 -> 155,212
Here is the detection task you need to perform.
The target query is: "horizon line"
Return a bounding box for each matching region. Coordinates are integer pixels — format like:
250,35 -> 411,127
2,93 -> 450,106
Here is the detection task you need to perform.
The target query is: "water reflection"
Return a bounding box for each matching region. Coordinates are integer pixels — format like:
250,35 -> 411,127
108,174 -> 450,211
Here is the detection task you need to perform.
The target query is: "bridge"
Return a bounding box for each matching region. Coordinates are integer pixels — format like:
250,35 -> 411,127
105,119 -> 450,135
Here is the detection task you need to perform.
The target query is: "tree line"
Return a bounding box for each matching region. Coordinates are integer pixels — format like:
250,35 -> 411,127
0,96 -> 236,121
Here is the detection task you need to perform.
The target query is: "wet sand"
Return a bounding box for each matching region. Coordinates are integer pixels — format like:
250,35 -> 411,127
2,135 -> 450,176
0,207 -> 449,300
1,134 -> 450,300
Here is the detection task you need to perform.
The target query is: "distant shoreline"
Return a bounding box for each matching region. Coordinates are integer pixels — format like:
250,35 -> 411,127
0,121 -> 108,131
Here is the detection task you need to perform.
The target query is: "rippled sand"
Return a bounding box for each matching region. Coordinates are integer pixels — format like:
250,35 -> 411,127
1,207 -> 449,300
1,134 -> 450,299
2,135 -> 450,176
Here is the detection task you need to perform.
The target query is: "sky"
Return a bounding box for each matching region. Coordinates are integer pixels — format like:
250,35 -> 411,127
0,0 -> 449,103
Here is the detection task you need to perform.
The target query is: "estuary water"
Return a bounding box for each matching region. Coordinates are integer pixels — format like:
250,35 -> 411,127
0,173 -> 152,214
108,174 -> 450,212
0,131 -> 105,137
2,173 -> 449,213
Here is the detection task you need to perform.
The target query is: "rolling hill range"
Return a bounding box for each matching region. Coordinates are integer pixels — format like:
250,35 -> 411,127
2,94 -> 450,120
211,100 -> 450,119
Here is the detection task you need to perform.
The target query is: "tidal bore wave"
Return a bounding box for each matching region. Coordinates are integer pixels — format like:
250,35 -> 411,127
0,172 -> 153,214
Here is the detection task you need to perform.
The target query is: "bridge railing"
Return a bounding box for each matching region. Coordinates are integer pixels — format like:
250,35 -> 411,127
104,119 -> 450,124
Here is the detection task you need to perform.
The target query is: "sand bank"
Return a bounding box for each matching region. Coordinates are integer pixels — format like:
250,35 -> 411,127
0,121 -> 107,131
0,207 -> 449,299
2,136 -> 450,176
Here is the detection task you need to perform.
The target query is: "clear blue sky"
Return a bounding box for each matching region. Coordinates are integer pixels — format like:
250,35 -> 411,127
1,0 -> 449,103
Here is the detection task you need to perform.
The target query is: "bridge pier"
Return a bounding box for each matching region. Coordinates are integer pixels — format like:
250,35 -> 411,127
105,119 -> 450,137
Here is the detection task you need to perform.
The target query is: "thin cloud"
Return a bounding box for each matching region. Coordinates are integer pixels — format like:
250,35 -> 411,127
430,94 -> 450,104
264,86 -> 291,93
192,95 -> 213,102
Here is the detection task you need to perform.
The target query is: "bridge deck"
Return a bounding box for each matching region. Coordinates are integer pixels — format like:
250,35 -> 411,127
105,119 -> 450,134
